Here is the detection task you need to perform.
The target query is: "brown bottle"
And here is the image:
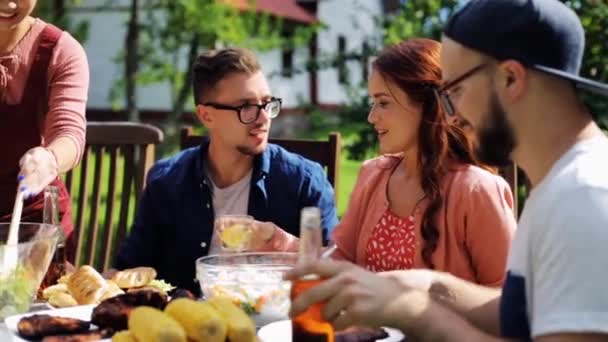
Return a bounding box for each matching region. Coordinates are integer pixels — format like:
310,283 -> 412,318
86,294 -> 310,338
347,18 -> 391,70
290,207 -> 334,342
38,186 -> 67,298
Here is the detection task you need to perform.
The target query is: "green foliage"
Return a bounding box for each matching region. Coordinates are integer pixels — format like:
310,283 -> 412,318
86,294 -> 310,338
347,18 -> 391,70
34,0 -> 89,42
338,0 -> 461,160
329,0 -> 608,211
110,0 -> 318,115
339,0 -> 608,160
562,0 -> 608,127
383,0 -> 459,45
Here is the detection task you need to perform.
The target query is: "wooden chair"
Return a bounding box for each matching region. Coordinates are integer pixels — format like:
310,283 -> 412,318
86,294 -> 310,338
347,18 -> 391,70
179,126 -> 341,203
64,122 -> 163,271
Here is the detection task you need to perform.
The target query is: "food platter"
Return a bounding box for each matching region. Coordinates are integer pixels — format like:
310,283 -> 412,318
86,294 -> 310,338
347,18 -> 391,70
4,305 -> 108,341
3,264 -> 254,341
4,282 -> 257,341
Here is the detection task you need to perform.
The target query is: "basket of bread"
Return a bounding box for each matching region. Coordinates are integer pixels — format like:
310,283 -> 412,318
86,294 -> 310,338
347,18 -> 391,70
41,265 -> 174,308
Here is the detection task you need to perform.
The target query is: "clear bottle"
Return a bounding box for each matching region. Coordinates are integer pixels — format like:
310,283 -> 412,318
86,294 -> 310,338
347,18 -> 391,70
290,207 -> 335,342
38,186 -> 66,297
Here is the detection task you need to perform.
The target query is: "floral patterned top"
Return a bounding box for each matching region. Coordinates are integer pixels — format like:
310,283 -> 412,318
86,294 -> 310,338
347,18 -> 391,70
365,208 -> 420,272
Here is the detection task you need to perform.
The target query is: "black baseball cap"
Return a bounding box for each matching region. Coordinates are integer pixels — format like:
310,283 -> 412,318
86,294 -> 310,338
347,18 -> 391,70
444,0 -> 608,97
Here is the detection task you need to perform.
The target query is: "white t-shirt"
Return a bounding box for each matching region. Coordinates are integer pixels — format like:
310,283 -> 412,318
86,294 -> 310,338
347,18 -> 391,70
207,169 -> 253,254
500,135 -> 608,339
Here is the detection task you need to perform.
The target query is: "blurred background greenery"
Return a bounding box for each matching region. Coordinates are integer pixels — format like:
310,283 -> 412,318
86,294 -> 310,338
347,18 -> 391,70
37,0 -> 608,216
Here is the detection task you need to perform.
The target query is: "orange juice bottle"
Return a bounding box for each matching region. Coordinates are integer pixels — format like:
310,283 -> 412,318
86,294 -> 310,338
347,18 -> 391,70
290,207 -> 334,342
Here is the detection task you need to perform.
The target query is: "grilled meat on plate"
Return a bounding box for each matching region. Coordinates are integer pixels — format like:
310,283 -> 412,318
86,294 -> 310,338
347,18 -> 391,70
17,314 -> 90,340
41,328 -> 113,342
91,289 -> 168,331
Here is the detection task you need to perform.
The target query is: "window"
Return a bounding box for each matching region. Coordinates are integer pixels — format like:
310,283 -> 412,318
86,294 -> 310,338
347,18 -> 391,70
361,41 -> 371,81
282,48 -> 294,78
338,35 -> 348,84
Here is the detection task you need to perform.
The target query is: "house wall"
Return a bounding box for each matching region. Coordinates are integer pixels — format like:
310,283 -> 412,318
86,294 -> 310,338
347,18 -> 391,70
315,0 -> 383,104
70,0 -> 383,112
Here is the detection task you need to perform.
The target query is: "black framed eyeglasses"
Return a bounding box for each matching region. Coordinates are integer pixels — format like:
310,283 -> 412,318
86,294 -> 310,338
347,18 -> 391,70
435,63 -> 488,116
203,97 -> 282,124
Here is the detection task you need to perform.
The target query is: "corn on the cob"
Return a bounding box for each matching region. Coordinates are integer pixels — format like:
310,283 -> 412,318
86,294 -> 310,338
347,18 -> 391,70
129,306 -> 186,342
111,330 -> 137,342
164,298 -> 227,342
207,295 -> 256,342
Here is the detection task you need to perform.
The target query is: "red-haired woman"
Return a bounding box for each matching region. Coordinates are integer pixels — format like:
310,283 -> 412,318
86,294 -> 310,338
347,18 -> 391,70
251,38 -> 514,286
330,38 -> 516,286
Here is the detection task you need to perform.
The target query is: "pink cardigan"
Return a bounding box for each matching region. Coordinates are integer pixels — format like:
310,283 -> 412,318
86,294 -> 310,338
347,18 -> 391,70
0,18 -> 88,166
332,156 -> 516,286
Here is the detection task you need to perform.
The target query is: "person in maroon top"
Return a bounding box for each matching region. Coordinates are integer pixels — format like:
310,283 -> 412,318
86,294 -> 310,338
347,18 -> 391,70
0,0 -> 89,262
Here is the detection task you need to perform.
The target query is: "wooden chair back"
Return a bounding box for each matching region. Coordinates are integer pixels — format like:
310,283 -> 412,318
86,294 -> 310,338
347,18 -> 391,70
180,128 -> 529,218
179,126 -> 341,203
64,121 -> 163,271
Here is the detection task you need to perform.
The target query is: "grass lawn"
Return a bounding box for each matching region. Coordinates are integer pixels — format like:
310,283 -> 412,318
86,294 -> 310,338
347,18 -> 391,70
337,157 -> 360,217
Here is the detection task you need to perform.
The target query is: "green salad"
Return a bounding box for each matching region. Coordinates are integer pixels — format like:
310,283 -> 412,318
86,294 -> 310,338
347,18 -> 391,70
147,279 -> 176,293
0,266 -> 36,319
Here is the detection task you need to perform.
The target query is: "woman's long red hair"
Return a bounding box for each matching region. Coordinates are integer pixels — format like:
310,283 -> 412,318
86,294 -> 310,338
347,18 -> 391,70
372,38 -> 487,268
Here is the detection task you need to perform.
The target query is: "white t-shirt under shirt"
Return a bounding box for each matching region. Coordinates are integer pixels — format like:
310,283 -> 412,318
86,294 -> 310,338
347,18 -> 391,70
207,169 -> 253,255
500,135 -> 608,339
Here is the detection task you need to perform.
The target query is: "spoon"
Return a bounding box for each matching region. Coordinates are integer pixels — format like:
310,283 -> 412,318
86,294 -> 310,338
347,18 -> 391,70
3,189 -> 24,277
7,190 -> 24,245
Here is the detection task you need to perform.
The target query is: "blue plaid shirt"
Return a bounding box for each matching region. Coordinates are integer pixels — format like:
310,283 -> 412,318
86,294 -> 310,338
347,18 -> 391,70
114,140 -> 338,293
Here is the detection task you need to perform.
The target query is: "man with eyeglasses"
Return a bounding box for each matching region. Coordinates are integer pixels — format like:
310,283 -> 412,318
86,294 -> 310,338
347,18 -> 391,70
286,1 -> 608,341
115,48 -> 338,294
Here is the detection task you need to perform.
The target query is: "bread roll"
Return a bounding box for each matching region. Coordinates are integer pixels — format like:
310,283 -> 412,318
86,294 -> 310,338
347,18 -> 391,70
67,265 -> 109,304
57,273 -> 72,284
126,286 -> 163,294
112,267 -> 157,289
100,281 -> 125,301
42,283 -> 69,300
48,292 -> 78,308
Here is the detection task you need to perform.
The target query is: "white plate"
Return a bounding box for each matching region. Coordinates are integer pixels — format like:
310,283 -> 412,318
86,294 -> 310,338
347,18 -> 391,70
3,304 -> 110,341
257,320 -> 405,342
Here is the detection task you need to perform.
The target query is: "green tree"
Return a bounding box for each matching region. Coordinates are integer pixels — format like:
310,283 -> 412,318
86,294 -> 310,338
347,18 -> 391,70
337,0 -> 608,160
383,0 -> 459,45
34,0 -> 89,42
336,0 -> 460,160
563,0 -> 608,127
111,0 -> 318,150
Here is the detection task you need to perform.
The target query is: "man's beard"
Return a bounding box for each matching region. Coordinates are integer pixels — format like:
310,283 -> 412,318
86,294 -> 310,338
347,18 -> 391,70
236,144 -> 265,156
235,124 -> 268,156
475,93 -> 517,167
